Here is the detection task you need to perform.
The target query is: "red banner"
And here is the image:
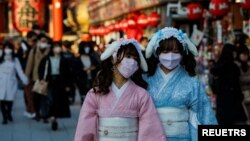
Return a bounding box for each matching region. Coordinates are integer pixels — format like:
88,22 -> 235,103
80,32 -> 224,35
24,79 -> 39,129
13,0 -> 44,32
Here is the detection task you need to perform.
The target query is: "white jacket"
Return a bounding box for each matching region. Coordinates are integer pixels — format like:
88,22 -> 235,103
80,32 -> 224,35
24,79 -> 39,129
0,58 -> 28,101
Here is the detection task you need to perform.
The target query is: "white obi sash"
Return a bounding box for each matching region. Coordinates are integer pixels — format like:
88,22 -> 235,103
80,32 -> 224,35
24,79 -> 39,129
98,117 -> 138,141
157,107 -> 190,137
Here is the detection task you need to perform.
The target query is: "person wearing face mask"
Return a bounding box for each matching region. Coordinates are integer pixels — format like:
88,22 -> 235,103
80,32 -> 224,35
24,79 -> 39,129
38,41 -> 71,130
74,39 -> 165,141
74,41 -> 100,104
0,42 -> 28,124
24,33 -> 50,120
144,27 -> 217,141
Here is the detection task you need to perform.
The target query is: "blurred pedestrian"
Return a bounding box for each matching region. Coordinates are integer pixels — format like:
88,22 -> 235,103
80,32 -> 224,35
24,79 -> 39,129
210,32 -> 247,125
38,41 -> 71,131
0,42 -> 28,124
74,41 -> 99,104
25,33 -> 50,119
236,46 -> 250,123
62,40 -> 76,105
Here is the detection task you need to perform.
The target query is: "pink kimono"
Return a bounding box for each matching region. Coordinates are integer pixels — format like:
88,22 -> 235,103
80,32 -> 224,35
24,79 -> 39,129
74,80 -> 166,141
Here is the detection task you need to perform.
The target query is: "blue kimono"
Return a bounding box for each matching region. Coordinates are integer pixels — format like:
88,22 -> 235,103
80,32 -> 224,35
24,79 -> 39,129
144,65 -> 217,141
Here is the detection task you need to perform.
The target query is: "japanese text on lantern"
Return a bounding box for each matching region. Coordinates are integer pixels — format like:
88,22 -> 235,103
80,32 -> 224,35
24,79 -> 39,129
13,0 -> 44,32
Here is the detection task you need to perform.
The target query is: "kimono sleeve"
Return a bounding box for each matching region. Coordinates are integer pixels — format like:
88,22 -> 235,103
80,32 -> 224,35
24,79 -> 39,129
74,90 -> 98,141
189,80 -> 218,141
138,89 -> 166,141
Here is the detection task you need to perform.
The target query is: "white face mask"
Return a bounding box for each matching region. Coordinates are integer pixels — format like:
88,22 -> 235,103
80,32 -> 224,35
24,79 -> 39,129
117,57 -> 139,78
84,47 -> 90,54
159,52 -> 182,70
39,42 -> 48,49
4,48 -> 12,55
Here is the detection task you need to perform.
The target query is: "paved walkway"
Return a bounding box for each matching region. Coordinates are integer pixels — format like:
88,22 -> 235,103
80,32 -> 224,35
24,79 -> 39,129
0,90 -> 82,141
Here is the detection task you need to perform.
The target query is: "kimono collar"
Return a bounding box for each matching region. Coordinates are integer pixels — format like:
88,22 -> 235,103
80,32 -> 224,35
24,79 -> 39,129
158,65 -> 180,80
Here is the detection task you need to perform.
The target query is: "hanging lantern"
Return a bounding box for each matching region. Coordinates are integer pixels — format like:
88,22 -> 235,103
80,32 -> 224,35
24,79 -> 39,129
13,0 -> 45,32
209,0 -> 230,17
98,26 -> 107,36
120,19 -> 128,31
186,3 -> 203,20
127,18 -> 137,28
147,12 -> 160,27
241,0 -> 250,10
89,27 -> 96,35
108,23 -> 115,32
114,21 -> 121,31
137,14 -> 148,28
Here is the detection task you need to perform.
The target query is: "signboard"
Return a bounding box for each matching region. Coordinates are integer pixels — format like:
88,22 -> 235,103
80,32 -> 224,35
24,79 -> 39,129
13,0 -> 44,32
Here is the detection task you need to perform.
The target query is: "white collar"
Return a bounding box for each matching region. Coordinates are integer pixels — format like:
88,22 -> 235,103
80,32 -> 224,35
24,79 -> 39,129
111,80 -> 130,99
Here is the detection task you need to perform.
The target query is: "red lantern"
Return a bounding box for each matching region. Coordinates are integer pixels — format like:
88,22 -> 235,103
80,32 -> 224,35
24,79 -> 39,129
186,4 -> 203,20
98,26 -> 108,36
114,22 -> 121,31
89,27 -> 96,35
137,14 -> 148,28
241,0 -> 250,10
127,18 -> 137,28
147,12 -> 160,27
108,23 -> 115,32
209,0 -> 230,17
120,19 -> 128,31
13,0 -> 45,32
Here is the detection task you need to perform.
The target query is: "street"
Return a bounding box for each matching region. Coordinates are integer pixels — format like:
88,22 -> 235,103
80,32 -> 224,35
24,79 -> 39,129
0,90 -> 81,141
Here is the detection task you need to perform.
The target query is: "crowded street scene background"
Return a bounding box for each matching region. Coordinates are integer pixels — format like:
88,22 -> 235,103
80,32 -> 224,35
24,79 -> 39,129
0,0 -> 250,141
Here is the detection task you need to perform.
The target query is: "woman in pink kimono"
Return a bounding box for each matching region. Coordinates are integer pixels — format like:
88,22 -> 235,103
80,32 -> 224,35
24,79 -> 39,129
74,39 -> 166,141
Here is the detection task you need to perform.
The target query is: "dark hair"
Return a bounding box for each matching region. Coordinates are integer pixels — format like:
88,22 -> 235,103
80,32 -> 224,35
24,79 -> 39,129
79,41 -> 93,55
238,46 -> 250,72
147,37 -> 196,77
62,40 -> 73,49
49,41 -> 62,56
92,43 -> 148,95
37,33 -> 48,41
32,24 -> 40,30
140,37 -> 148,43
26,31 -> 37,40
0,42 -> 15,63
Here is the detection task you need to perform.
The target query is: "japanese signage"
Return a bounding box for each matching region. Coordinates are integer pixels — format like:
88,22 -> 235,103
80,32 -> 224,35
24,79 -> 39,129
13,0 -> 44,32
88,0 -> 168,24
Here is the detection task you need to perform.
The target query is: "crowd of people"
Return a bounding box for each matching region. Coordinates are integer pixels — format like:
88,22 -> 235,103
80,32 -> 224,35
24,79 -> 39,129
0,25 -> 100,131
0,25 -> 250,141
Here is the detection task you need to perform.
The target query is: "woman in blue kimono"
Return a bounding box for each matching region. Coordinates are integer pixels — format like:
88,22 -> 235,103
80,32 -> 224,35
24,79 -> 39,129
144,27 -> 217,141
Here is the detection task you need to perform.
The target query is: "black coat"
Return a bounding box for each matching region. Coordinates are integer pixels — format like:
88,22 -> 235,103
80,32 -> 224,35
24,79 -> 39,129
73,54 -> 100,93
210,43 -> 247,124
38,55 -> 71,118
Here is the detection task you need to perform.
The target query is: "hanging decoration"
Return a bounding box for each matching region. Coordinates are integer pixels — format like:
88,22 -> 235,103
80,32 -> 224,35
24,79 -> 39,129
209,0 -> 230,17
13,0 -> 45,32
241,0 -> 250,10
136,14 -> 148,28
186,3 -> 203,20
147,12 -> 160,27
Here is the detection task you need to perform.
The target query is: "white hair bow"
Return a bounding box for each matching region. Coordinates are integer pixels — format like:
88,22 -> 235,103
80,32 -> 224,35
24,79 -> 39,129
100,38 -> 148,72
146,27 -> 198,58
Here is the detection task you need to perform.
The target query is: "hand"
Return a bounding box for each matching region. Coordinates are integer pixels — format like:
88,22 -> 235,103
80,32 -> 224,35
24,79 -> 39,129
40,80 -> 47,84
65,87 -> 70,92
